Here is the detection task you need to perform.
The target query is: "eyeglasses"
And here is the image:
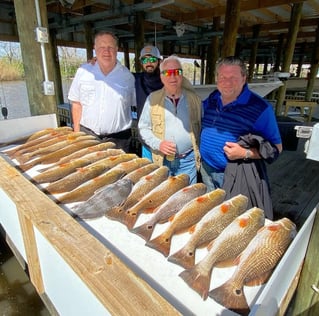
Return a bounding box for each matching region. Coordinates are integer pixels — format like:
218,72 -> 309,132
160,69 -> 183,77
141,56 -> 158,64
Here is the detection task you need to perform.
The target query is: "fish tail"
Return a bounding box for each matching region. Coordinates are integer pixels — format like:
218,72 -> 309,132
130,222 -> 154,241
118,210 -> 138,230
58,192 -> 83,204
179,266 -> 211,300
167,247 -> 196,269
209,281 -> 250,315
146,233 -> 172,257
18,161 -> 36,172
105,206 -> 127,222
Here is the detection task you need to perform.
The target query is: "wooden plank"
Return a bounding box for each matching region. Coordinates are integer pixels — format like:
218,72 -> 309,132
284,100 -> 317,122
0,157 -> 180,315
17,210 -> 45,294
288,204 -> 319,315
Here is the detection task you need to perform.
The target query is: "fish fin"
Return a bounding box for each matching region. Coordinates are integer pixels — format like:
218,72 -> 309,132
179,266 -> 211,300
245,270 -> 273,286
119,209 -> 139,230
209,281 -> 250,316
130,222 -> 154,241
168,214 -> 175,222
105,206 -> 127,222
18,161 -> 36,172
168,247 -> 195,269
146,233 -> 172,257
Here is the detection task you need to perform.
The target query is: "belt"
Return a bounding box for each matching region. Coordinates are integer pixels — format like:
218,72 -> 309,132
98,128 -> 131,139
175,148 -> 193,159
81,125 -> 131,140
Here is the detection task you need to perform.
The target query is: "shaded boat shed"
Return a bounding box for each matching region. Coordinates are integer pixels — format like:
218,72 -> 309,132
0,1 -> 319,315
0,0 -> 319,115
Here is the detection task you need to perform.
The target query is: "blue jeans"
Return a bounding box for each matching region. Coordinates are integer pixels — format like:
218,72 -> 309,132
200,160 -> 224,191
163,150 -> 197,184
142,145 -> 153,161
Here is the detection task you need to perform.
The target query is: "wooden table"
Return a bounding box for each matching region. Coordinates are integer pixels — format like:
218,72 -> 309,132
284,100 -> 317,122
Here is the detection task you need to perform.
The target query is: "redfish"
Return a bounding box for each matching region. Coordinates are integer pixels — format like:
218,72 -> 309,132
105,166 -> 169,222
70,178 -> 133,220
45,153 -> 137,194
4,128 -> 74,157
14,132 -> 87,162
122,163 -> 159,184
146,189 -> 226,257
58,168 -> 126,204
111,157 -> 151,174
179,207 -> 265,300
120,173 -> 190,230
33,150 -> 122,184
168,194 -> 248,269
131,183 -> 207,241
19,139 -> 100,172
209,217 -> 297,315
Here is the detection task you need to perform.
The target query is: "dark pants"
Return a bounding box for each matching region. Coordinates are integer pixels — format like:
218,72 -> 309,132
80,125 -> 132,153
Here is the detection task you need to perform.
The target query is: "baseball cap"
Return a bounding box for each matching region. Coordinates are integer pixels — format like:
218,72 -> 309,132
140,45 -> 161,60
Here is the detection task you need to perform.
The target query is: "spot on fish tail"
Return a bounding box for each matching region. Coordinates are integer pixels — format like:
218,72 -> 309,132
196,196 -> 206,203
267,223 -> 281,231
238,217 -> 249,228
221,203 -> 230,213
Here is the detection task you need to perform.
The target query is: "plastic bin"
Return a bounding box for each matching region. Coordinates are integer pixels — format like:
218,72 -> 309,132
57,103 -> 72,127
276,116 -> 301,151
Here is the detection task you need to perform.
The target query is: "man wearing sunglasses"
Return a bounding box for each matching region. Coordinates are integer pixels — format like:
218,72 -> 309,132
132,45 -> 163,158
138,55 -> 201,184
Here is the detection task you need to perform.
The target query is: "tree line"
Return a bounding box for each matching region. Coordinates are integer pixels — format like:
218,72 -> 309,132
0,41 -> 201,83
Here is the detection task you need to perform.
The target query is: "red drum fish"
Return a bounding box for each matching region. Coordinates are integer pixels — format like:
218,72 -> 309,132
4,127 -> 74,157
122,163 -> 159,184
38,145 -> 120,172
168,194 -> 248,269
45,153 -> 137,194
18,139 -> 100,172
131,183 -> 207,241
146,189 -> 226,257
14,132 -> 87,162
209,217 -> 297,315
33,150 -> 123,184
119,173 -> 190,230
179,207 -> 265,300
58,168 -> 127,204
105,166 -> 169,222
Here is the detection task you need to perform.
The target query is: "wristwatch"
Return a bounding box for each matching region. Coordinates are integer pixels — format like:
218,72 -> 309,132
244,149 -> 252,161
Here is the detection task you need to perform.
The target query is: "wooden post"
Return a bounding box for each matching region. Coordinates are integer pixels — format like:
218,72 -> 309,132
221,0 -> 241,57
134,9 -> 144,73
248,24 -> 261,82
288,206 -> 319,315
275,3 -> 303,116
205,16 -> 220,84
13,0 -> 57,116
305,20 -> 319,102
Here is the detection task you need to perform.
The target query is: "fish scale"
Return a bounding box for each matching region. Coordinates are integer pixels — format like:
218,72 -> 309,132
168,194 -> 249,269
146,188 -> 226,257
178,207 -> 265,300
208,217 -> 297,315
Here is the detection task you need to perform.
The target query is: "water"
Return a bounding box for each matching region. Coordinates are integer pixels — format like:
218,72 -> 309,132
0,80 -> 71,121
0,80 -> 59,315
0,237 -> 50,315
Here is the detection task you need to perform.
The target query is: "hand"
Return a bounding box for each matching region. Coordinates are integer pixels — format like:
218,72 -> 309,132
159,140 -> 176,156
223,142 -> 246,160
